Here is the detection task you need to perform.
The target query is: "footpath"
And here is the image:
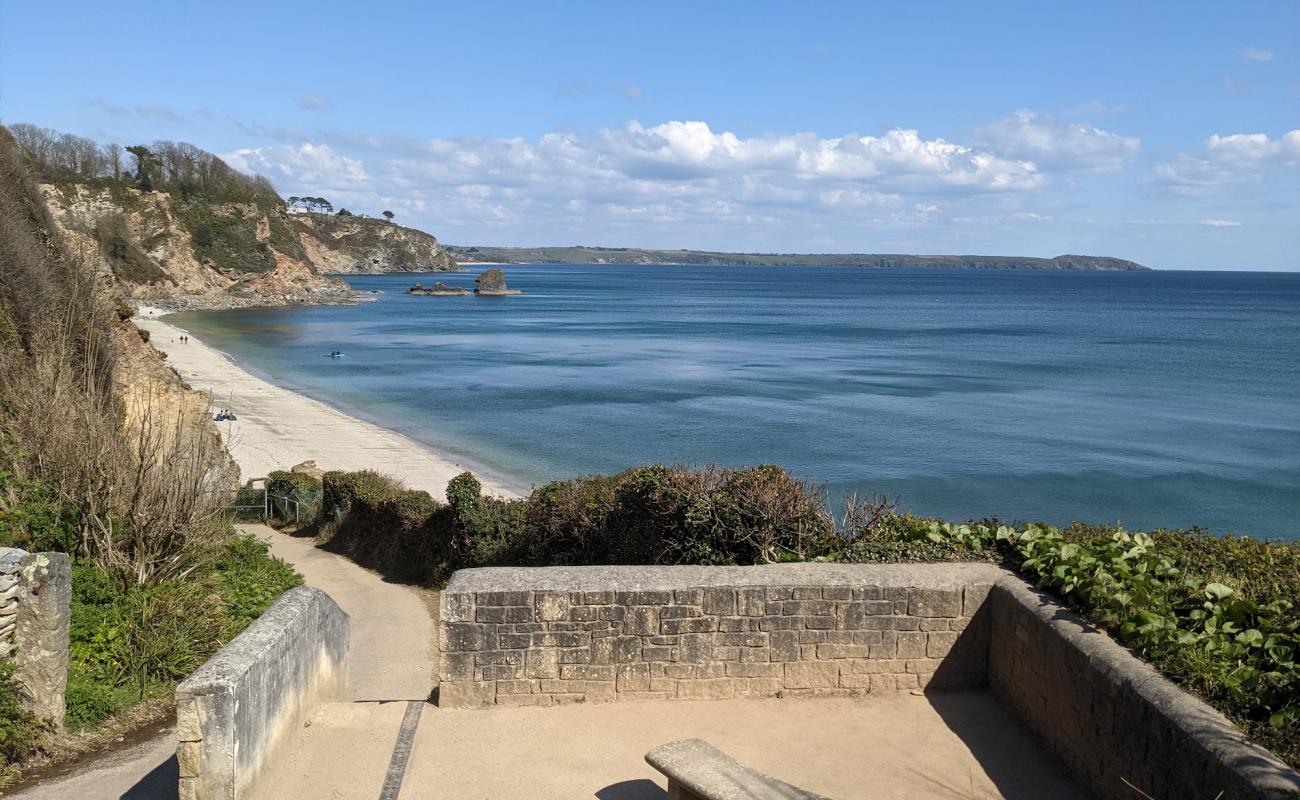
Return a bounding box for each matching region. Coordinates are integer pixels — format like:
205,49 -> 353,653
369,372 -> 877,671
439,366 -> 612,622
8,523 -> 437,800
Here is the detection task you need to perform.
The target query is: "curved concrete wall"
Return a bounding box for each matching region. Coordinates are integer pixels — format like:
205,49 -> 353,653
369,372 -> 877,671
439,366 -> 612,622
176,586 -> 349,800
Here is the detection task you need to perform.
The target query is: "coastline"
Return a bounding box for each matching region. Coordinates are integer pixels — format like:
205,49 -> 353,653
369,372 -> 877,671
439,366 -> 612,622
133,304 -> 522,501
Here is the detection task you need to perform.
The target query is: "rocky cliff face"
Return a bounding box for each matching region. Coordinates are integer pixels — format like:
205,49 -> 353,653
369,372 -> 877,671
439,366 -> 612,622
290,213 -> 459,273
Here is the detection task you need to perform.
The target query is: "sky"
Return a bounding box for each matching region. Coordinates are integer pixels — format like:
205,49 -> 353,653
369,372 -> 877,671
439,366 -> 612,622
1,1 -> 1297,270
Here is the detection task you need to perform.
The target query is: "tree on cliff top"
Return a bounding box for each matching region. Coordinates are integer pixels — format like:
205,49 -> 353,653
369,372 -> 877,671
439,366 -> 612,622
383,210 -> 394,223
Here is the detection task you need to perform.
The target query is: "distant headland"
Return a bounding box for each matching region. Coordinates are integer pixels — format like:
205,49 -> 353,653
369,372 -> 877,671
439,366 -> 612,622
448,246 -> 1150,271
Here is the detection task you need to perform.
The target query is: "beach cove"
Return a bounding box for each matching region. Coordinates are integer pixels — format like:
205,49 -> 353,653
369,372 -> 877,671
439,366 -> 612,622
134,304 -> 521,501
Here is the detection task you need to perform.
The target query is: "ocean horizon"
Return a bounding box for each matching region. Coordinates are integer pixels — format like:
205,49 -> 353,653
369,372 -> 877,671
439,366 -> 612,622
170,264 -> 1300,542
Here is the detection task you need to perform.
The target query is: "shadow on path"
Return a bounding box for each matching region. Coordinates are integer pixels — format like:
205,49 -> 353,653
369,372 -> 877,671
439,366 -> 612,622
120,753 -> 178,800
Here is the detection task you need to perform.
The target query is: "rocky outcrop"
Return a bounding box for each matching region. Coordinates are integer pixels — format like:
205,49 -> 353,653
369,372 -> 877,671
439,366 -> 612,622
291,213 -> 459,274
406,281 -> 468,296
474,268 -> 522,296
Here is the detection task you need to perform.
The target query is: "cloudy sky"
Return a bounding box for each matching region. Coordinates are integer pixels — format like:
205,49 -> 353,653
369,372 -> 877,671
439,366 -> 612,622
2,1 -> 1297,269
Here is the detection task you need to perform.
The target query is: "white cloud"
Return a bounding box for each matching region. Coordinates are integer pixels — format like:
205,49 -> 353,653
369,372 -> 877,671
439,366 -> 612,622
1152,130 -> 1300,193
1238,47 -> 1274,62
297,95 -> 334,111
974,109 -> 1140,172
220,118 -> 1109,242
1200,219 -> 1242,227
223,143 -> 369,201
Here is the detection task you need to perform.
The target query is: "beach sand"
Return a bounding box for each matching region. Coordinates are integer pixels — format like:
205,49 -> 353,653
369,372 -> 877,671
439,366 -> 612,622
133,305 -> 518,501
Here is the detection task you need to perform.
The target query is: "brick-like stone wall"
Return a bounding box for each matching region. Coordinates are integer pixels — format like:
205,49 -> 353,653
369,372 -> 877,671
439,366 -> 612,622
989,579 -> 1300,800
437,563 -> 1000,707
0,547 -> 71,727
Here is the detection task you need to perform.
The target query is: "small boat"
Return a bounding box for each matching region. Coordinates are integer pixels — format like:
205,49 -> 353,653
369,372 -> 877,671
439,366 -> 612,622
325,351 -> 344,359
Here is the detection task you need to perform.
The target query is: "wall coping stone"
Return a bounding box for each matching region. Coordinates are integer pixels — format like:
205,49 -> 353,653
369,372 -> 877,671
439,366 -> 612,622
445,562 -> 1006,594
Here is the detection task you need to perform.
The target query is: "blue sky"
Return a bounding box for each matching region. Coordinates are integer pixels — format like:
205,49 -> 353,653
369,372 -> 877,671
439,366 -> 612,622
2,1 -> 1297,269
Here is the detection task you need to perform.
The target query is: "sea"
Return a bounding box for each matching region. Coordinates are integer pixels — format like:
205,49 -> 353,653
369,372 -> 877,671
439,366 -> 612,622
170,265 -> 1300,541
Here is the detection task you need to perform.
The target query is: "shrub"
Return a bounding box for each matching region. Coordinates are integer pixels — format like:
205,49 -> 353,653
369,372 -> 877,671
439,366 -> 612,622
317,471 -> 453,582
0,660 -> 45,774
265,470 -> 322,528
0,472 -> 79,553
895,521 -> 1299,768
446,471 -> 482,515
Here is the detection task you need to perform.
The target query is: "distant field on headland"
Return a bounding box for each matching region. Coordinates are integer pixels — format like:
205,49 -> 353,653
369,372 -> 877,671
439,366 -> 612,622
448,246 -> 1150,271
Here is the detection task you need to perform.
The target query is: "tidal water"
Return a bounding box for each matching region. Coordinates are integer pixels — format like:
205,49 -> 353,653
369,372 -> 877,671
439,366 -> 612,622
171,265 -> 1300,541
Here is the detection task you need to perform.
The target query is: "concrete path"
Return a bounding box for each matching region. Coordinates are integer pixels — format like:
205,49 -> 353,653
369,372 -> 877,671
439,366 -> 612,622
8,523 -> 436,799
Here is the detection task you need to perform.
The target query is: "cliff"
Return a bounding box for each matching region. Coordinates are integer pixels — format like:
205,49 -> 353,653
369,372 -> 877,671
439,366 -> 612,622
40,184 -> 354,311
290,212 -> 458,274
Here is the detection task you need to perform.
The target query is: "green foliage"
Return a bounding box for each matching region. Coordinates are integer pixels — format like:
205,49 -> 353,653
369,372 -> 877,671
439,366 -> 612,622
445,472 -> 482,515
893,521 -> 1300,767
0,471 -> 79,553
318,464 -> 831,582
265,471 -> 323,529
65,534 -> 302,731
91,213 -> 168,284
176,201 -> 276,274
0,660 -> 45,774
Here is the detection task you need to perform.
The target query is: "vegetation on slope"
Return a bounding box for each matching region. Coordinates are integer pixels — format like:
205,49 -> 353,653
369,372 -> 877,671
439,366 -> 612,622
0,124 -> 302,781
305,464 -> 1297,768
9,123 -> 305,277
448,244 -> 1150,271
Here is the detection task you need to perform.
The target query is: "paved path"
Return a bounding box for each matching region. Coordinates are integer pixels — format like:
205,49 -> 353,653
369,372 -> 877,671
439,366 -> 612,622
9,524 -> 436,799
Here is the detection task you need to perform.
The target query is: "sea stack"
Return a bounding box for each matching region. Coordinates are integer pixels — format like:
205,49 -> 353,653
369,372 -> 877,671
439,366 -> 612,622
474,268 -> 523,296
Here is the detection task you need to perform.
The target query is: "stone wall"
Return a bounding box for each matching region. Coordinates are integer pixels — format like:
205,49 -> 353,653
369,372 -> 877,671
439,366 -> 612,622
989,579 -> 1300,800
0,547 -> 71,727
437,563 -> 1000,707
176,586 -> 349,800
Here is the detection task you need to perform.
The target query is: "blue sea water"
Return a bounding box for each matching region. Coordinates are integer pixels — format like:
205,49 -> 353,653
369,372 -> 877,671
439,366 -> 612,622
170,265 -> 1300,541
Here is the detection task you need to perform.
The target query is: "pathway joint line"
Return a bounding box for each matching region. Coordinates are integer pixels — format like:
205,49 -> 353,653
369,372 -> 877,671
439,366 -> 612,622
378,700 -> 424,800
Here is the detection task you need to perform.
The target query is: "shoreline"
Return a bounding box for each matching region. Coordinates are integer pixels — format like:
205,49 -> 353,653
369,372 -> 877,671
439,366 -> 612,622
133,304 -> 523,501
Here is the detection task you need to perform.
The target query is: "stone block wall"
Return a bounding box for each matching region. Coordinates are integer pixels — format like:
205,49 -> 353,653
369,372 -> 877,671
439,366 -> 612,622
989,579 -> 1300,800
0,547 -> 72,727
176,586 -> 349,800
437,563 -> 1000,707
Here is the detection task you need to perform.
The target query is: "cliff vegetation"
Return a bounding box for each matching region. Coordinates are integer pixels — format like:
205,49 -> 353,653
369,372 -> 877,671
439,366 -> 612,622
0,124 -> 301,781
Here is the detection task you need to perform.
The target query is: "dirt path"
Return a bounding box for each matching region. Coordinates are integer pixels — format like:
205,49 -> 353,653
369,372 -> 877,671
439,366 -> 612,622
8,524 -> 437,799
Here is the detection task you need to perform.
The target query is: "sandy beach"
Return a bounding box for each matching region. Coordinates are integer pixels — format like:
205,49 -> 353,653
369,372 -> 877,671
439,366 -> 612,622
134,305 -> 518,501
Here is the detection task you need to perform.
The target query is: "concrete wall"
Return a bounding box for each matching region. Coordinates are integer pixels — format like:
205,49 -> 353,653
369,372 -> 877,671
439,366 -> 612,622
989,579 -> 1300,800
437,563 -> 1000,707
0,547 -> 71,727
176,586 -> 349,800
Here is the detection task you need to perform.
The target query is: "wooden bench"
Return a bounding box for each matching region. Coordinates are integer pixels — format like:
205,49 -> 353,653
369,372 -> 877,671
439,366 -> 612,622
645,739 -> 831,800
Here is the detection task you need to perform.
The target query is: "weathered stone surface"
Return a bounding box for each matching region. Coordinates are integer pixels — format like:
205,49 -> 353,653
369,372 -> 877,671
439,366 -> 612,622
437,563 -> 1006,710
175,586 -> 349,800
1,548 -> 71,727
645,738 -> 831,800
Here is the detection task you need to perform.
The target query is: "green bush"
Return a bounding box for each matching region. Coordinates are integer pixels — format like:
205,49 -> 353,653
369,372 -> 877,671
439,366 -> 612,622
317,471 -> 453,581
265,471 -> 323,529
0,660 -> 45,775
892,521 -> 1299,768
446,471 -> 482,515
65,534 -> 302,730
0,472 -> 79,553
